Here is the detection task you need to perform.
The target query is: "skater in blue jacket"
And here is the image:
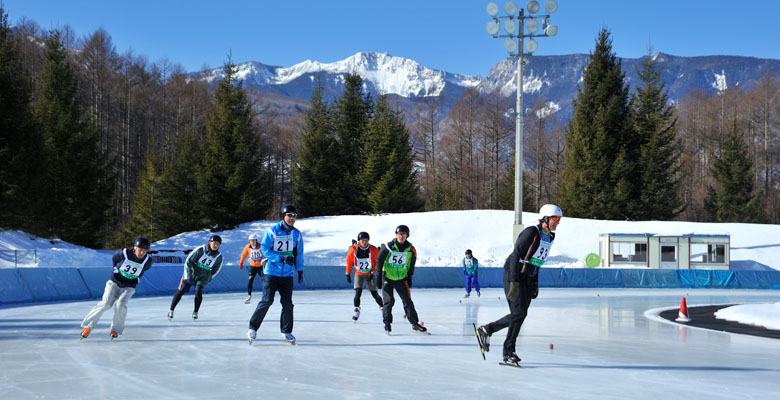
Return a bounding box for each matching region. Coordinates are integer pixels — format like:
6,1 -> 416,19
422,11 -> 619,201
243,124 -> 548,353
462,249 -> 480,298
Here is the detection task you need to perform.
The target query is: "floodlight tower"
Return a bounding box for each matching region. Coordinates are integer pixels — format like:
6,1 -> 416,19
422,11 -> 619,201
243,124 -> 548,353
486,1 -> 558,240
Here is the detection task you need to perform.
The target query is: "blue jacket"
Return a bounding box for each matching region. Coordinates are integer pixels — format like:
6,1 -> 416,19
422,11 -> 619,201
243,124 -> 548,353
261,220 -> 304,277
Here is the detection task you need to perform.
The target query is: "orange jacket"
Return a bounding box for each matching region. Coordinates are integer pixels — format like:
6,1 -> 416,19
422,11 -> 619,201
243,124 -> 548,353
346,244 -> 379,276
239,243 -> 265,268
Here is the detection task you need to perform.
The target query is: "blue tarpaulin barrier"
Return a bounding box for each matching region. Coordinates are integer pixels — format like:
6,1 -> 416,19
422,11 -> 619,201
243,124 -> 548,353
1,266 -> 779,305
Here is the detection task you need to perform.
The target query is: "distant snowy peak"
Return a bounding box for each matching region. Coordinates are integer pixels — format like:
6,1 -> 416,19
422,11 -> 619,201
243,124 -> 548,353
205,52 -> 484,98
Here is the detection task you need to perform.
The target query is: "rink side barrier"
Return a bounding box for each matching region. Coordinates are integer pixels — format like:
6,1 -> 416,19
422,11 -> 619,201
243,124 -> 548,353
1,266 -> 779,304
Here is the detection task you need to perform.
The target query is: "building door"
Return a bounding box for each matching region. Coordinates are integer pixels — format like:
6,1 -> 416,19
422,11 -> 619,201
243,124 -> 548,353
660,244 -> 678,269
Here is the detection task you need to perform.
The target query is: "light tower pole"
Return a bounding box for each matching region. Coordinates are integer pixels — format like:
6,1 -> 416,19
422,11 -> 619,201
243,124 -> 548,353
485,1 -> 558,240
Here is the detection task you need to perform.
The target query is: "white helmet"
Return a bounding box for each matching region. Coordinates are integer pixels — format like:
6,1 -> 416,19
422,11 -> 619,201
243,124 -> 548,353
539,204 -> 562,218
248,233 -> 259,241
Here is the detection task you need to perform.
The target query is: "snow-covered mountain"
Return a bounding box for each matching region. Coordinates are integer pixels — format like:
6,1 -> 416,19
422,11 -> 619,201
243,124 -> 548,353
198,51 -> 780,122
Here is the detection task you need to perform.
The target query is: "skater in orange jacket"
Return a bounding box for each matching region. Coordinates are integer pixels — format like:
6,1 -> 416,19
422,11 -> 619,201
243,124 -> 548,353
345,231 -> 383,321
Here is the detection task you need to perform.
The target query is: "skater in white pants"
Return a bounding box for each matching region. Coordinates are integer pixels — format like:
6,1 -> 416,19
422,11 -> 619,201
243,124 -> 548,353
81,237 -> 153,339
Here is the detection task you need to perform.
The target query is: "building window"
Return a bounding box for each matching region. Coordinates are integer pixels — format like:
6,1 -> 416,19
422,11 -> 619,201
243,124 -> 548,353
691,243 -> 725,264
611,242 -> 647,263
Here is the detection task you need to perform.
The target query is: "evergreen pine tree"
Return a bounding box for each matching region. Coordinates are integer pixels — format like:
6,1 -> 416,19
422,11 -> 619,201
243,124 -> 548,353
116,150 -> 165,244
557,28 -> 634,220
361,95 -> 421,213
35,30 -> 112,247
332,73 -> 372,213
0,8 -> 44,232
292,83 -> 350,216
198,60 -> 272,229
631,50 -> 682,220
705,117 -> 766,223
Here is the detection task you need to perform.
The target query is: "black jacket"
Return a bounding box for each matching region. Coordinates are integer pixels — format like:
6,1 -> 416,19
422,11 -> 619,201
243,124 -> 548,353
504,224 -> 555,283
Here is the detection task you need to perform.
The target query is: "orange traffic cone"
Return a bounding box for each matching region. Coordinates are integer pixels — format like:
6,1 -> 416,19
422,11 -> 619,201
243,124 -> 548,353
676,297 -> 691,322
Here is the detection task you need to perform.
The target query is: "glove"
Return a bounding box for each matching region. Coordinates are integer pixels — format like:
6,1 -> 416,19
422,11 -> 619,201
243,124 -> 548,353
376,276 -> 383,289
259,268 -> 264,277
283,255 -> 296,264
406,275 -> 412,288
346,274 -> 352,283
297,271 -> 303,284
507,282 -> 520,301
463,270 -> 467,275
532,284 -> 539,299
239,264 -> 243,270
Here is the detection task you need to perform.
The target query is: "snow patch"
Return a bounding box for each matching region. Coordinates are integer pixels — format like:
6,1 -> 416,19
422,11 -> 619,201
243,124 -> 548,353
712,70 -> 727,92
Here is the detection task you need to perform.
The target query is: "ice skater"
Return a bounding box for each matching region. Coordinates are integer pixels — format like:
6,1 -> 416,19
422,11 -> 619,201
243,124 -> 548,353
376,225 -> 427,335
80,237 -> 153,339
168,235 -> 223,320
475,204 -> 561,366
345,231 -> 383,321
239,233 -> 266,304
247,204 -> 304,345
462,249 -> 480,298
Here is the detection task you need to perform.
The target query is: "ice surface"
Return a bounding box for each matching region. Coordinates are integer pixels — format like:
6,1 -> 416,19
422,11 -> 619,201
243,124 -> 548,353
2,288 -> 779,399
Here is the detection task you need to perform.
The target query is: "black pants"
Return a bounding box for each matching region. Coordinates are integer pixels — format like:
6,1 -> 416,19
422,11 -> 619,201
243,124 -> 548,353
485,271 -> 534,356
354,287 -> 383,308
169,280 -> 205,312
249,275 -> 294,334
382,279 -> 419,325
247,266 -> 263,295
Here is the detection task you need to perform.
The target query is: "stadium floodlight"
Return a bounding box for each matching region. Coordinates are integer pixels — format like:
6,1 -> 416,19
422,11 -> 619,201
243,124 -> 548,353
487,2 -> 499,16
487,21 -> 500,35
484,1 -> 559,240
526,19 -> 539,33
544,0 -> 558,13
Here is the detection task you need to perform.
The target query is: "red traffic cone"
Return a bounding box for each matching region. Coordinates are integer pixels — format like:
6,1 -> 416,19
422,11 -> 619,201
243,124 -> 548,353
676,297 -> 691,322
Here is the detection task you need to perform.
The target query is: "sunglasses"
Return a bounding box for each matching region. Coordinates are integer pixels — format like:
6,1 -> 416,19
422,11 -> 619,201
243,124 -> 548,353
549,216 -> 561,222
285,213 -> 298,218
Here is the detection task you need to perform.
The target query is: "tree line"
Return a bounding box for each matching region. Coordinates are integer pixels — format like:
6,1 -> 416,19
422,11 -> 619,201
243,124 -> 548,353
2,10 -> 778,249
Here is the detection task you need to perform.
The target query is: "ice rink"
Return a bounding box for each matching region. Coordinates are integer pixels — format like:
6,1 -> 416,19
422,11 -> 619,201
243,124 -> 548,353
2,288 -> 780,399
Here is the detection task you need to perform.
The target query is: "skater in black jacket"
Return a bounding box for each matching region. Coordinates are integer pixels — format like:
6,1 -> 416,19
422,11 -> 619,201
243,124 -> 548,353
475,204 -> 562,366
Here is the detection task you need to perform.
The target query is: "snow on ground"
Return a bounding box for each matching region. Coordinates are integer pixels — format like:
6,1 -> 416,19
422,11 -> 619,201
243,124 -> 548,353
2,210 -> 780,330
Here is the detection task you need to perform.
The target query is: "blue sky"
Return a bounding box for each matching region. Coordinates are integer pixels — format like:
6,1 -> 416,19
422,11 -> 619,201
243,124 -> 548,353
4,0 -> 780,76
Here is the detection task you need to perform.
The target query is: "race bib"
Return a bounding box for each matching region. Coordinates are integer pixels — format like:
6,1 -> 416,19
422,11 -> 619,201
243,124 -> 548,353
197,253 -> 218,271
465,258 -> 474,267
250,247 -> 262,261
117,259 -> 143,279
273,234 -> 294,255
356,257 -> 371,273
387,251 -> 408,269
528,241 -> 552,267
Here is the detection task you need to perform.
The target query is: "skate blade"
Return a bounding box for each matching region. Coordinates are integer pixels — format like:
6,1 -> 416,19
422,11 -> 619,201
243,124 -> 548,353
413,331 -> 431,335
499,361 -> 521,368
472,323 -> 487,359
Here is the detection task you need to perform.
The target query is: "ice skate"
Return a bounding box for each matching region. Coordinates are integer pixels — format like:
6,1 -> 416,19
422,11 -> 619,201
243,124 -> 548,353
463,293 -> 470,298
247,329 -> 256,345
80,327 -> 91,339
110,331 -> 118,340
244,295 -> 251,304
283,333 -> 296,345
477,291 -> 481,297
475,324 -> 490,354
352,307 -> 361,322
191,312 -> 198,320
412,323 -> 430,335
167,310 -> 174,320
500,352 -> 521,367
384,323 -> 392,336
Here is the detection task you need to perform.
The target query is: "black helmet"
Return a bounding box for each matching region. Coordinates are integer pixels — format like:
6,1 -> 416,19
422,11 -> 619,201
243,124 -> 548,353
134,237 -> 151,250
357,231 -> 370,241
280,204 -> 298,217
395,225 -> 410,236
465,249 -> 472,255
209,234 -> 222,244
